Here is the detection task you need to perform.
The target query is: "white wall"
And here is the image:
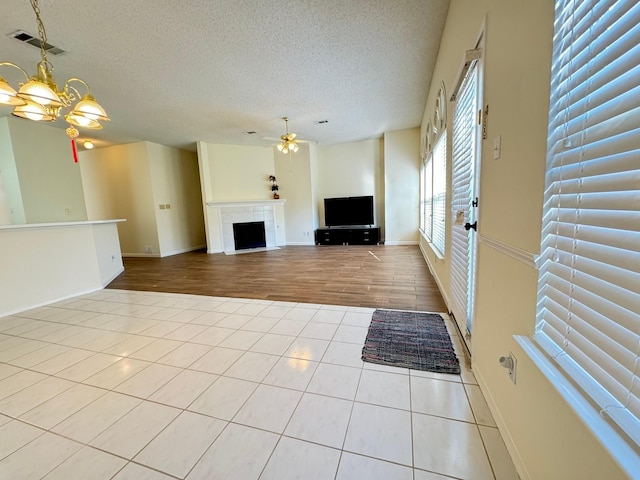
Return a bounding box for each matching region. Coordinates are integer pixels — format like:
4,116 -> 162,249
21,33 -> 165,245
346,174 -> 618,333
420,1 -> 626,478
7,117 -> 88,223
316,139 -> 385,235
0,117 -> 24,224
147,143 -> 206,256
384,128 -> 420,245
0,221 -> 123,317
0,170 -> 11,225
0,117 -> 87,224
80,142 -> 159,256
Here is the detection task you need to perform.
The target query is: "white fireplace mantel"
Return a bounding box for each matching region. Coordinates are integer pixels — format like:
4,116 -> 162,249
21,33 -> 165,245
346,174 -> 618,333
207,199 -> 286,208
205,200 -> 287,253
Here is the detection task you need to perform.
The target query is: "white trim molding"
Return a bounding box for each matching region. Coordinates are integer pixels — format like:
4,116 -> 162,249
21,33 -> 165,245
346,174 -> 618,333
478,234 -> 538,269
474,364 -> 530,480
206,199 -> 286,208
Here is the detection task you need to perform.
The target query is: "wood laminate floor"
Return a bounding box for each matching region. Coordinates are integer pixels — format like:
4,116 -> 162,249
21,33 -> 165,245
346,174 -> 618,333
107,245 -> 447,312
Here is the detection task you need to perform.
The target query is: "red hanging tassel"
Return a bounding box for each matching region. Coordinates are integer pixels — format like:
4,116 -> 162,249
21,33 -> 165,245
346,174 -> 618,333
71,138 -> 78,163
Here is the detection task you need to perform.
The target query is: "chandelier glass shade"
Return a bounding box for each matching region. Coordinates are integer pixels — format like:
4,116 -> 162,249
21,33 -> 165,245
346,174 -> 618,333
0,0 -> 109,135
276,117 -> 300,154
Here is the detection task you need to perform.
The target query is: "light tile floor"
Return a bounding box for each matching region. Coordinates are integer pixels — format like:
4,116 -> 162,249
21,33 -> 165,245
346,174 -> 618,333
0,289 -> 520,480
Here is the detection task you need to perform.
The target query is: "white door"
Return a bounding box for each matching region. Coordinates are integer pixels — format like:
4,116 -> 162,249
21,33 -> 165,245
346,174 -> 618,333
450,52 -> 482,351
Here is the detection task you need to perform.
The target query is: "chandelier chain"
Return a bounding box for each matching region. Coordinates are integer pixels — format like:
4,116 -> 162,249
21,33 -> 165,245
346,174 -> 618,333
30,0 -> 49,64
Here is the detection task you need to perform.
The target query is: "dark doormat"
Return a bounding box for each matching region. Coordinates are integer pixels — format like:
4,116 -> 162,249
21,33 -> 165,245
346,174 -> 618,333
361,309 -> 460,374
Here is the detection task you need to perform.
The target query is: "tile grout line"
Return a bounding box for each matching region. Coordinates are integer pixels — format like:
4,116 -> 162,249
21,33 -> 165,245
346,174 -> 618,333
1,292 -> 506,479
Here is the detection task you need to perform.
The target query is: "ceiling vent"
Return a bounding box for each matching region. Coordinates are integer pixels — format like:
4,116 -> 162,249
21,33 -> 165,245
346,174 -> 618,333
8,30 -> 66,55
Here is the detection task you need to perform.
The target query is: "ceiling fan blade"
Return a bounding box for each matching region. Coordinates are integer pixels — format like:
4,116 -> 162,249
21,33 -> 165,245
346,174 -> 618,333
262,137 -> 313,145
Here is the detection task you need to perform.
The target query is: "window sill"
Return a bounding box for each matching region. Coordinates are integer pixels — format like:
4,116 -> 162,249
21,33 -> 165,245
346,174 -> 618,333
514,335 -> 639,478
420,231 -> 445,260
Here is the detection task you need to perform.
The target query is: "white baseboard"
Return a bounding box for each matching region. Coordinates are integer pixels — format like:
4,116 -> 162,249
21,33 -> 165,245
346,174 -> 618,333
286,241 -> 316,246
419,241 -> 451,311
102,266 -> 124,287
123,245 -> 207,258
160,245 -> 207,258
1,285 -> 105,318
474,365 -> 530,480
385,240 -> 419,246
207,248 -> 223,254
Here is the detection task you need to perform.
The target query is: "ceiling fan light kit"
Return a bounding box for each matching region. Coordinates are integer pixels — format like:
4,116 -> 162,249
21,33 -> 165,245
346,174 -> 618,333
0,0 -> 109,139
277,117 -> 300,154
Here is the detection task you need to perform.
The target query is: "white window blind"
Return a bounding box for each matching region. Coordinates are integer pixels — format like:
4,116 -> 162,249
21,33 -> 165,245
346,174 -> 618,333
422,157 -> 433,241
450,60 -> 478,331
536,0 -> 640,451
431,134 -> 447,255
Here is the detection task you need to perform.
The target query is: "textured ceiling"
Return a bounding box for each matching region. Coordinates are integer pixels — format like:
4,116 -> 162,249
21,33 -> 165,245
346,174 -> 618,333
0,0 -> 449,150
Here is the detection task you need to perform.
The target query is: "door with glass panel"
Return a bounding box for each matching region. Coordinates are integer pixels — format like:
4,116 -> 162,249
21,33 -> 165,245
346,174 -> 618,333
450,49 -> 482,351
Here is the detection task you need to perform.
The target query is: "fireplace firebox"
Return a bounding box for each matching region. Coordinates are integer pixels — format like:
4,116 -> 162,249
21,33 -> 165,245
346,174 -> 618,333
233,221 -> 267,250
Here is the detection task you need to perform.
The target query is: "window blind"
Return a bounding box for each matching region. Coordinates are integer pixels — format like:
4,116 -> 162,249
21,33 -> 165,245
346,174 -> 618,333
422,157 -> 433,241
432,133 -> 447,255
450,61 -> 478,329
536,0 -> 640,449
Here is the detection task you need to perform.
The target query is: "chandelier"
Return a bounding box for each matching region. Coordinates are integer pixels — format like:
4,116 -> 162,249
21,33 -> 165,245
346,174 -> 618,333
276,117 -> 299,154
0,0 -> 109,136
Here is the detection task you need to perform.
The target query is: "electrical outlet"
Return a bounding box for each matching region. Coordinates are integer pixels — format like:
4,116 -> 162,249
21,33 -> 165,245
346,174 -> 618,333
64,208 -> 71,215
159,204 -> 166,210
499,352 -> 517,384
144,246 -> 153,254
507,352 -> 517,384
165,203 -> 171,209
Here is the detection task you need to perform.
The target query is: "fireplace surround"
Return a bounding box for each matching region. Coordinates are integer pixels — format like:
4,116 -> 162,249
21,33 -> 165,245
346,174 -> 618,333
206,200 -> 286,253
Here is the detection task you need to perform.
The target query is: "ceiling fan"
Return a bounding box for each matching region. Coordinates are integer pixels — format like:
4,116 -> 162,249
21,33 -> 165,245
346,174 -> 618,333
264,117 -> 310,154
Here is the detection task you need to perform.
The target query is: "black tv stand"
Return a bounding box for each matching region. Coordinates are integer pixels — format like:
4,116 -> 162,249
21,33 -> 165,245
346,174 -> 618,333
315,226 -> 380,245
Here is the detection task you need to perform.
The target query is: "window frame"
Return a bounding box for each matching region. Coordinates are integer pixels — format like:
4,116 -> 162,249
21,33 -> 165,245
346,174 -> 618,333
420,84 -> 447,257
517,1 -> 640,476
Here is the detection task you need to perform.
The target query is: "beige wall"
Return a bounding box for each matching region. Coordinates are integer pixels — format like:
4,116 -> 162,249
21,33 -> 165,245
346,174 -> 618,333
420,0 -> 626,478
202,143 -> 275,201
2,117 -> 87,223
147,143 -> 206,256
384,128 -> 420,245
81,142 -> 158,256
316,139 -> 385,235
197,139 -> 394,250
274,144 -> 316,245
81,141 -> 205,257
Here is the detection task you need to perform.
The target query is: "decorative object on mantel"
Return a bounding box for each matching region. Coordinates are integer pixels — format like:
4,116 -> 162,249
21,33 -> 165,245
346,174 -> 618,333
0,0 -> 109,162
269,175 -> 279,199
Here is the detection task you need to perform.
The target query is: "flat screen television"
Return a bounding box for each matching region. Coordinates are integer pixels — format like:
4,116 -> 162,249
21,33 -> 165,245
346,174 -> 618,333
324,195 -> 374,227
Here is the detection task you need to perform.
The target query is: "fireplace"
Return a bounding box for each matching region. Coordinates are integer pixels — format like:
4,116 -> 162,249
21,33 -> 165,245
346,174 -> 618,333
233,221 -> 266,250
206,200 -> 285,253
